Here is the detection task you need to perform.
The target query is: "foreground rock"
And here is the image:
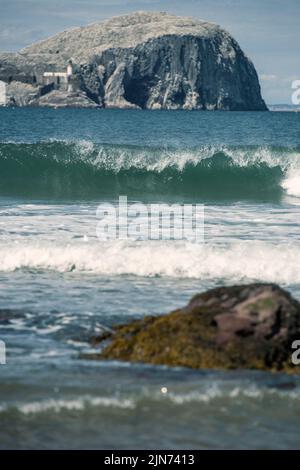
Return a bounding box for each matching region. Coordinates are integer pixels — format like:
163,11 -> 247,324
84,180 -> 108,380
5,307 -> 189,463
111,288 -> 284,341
88,284 -> 300,372
0,12 -> 267,110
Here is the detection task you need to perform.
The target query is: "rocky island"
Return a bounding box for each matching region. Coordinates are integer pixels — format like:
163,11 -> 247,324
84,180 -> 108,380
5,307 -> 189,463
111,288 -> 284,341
87,284 -> 300,373
0,11 -> 267,110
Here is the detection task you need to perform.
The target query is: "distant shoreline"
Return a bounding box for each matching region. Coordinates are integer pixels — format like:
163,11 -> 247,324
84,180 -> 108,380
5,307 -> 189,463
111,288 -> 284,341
268,104 -> 300,112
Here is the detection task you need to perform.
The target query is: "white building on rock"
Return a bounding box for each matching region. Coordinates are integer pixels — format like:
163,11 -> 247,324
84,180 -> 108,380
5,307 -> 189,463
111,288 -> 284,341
43,60 -> 76,92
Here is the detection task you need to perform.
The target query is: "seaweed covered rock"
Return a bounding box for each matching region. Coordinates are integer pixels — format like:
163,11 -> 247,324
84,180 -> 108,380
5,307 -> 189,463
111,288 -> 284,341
90,284 -> 300,372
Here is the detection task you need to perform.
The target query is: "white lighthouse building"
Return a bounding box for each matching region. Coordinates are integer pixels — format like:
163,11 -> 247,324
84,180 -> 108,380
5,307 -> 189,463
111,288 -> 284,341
43,60 -> 75,91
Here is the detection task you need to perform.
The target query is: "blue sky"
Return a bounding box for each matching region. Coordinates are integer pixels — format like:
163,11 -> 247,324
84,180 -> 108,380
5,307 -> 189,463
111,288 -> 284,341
0,0 -> 299,103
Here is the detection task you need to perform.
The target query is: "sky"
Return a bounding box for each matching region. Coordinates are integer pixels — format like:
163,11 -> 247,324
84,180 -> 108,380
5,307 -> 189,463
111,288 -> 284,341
0,0 -> 299,104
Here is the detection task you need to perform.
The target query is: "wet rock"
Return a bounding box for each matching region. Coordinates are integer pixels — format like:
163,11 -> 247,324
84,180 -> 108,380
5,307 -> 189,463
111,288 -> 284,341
90,284 -> 300,372
36,90 -> 100,108
6,81 -> 42,106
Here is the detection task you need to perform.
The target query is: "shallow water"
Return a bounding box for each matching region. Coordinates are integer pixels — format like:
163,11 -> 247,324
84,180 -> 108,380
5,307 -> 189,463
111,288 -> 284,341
0,109 -> 300,449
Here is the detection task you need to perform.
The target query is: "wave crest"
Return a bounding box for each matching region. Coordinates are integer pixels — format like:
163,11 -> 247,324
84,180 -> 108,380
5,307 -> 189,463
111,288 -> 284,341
1,141 -> 300,200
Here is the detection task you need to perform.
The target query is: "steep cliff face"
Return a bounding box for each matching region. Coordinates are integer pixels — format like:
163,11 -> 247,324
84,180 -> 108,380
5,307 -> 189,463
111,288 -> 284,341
0,12 -> 267,110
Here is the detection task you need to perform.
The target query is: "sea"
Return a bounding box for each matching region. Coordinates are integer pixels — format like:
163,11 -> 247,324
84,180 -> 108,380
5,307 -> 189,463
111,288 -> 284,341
0,108 -> 300,449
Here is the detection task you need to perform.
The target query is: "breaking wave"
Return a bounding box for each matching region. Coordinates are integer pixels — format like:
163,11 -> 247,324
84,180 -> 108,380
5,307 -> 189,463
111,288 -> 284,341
0,239 -> 300,284
1,140 -> 300,200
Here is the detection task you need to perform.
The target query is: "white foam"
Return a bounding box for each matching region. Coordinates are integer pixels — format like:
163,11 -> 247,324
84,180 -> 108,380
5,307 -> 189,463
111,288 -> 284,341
0,239 -> 300,284
1,385 -> 300,415
64,140 -> 300,174
163,385 -> 300,404
281,169 -> 300,198
16,396 -> 135,414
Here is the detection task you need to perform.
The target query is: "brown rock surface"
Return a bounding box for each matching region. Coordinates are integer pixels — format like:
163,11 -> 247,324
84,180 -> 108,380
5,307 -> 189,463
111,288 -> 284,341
87,284 -> 300,372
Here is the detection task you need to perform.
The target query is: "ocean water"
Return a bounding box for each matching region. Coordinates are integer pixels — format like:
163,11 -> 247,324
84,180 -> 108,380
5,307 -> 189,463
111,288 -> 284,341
0,108 -> 300,449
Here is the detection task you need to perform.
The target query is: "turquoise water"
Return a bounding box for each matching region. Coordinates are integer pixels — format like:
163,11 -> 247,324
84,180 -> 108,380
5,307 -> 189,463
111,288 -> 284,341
0,108 -> 300,449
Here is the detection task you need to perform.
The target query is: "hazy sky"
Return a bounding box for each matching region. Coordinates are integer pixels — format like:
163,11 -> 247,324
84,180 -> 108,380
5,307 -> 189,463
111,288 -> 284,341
0,0 -> 299,103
